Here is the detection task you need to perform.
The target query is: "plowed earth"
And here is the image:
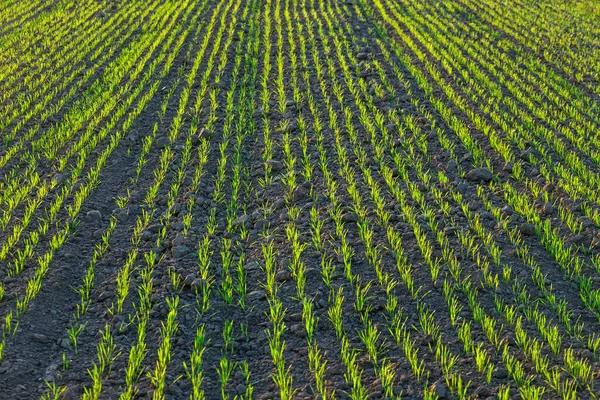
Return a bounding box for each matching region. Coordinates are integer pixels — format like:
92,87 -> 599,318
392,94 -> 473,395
1,0 -> 600,399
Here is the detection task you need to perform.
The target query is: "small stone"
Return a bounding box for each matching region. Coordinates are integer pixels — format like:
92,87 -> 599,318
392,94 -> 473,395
171,203 -> 182,215
356,52 -> 369,60
183,274 -> 198,288
338,382 -> 350,393
61,385 -> 80,400
148,224 -> 162,233
233,214 -> 249,227
520,148 -> 533,161
167,384 -> 183,397
141,230 -> 153,242
430,380 -> 447,399
278,212 -> 288,223
99,290 -> 114,302
245,261 -> 260,271
291,324 -> 304,338
114,313 -> 128,325
190,278 -> 204,290
155,136 -> 169,148
456,181 -> 469,195
582,219 -> 595,229
288,313 -> 303,322
316,298 -> 327,309
371,378 -> 384,393
292,185 -> 308,202
93,229 -> 104,239
495,366 -> 508,379
251,210 -> 262,221
465,168 -> 493,182
480,211 -> 494,220
276,269 -> 291,282
568,235 -> 584,245
54,173 -> 68,184
44,362 -> 60,382
445,159 -> 458,172
502,162 -> 514,172
273,198 -> 285,210
305,268 -> 320,281
581,349 -> 594,360
519,223 -> 536,236
444,226 -> 457,235
172,233 -> 185,247
342,213 -> 357,223
391,139 -> 403,148
248,290 -> 266,302
236,384 -> 247,395
32,333 -> 50,344
86,210 -> 102,222
474,385 -> 491,398
266,160 -> 284,172
543,182 -> 555,192
540,203 -> 555,216
172,245 -> 191,258
420,334 -> 434,346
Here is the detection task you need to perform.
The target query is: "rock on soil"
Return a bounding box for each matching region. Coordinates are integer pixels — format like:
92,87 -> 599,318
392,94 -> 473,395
172,245 -> 190,258
519,223 -> 536,236
465,167 -> 493,182
86,210 -> 102,222
430,380 -> 448,399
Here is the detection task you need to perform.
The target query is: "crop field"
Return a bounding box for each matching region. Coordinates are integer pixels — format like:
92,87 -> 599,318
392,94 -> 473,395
1,0 -> 600,399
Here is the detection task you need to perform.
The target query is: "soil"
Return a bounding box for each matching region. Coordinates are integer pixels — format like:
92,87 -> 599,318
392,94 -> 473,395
1,0 -> 600,399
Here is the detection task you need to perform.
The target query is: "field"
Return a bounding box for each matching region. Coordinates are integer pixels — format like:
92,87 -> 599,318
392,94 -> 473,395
1,0 -> 600,398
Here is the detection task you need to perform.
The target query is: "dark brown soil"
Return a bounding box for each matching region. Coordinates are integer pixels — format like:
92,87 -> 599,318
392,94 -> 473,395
1,0 -> 600,399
